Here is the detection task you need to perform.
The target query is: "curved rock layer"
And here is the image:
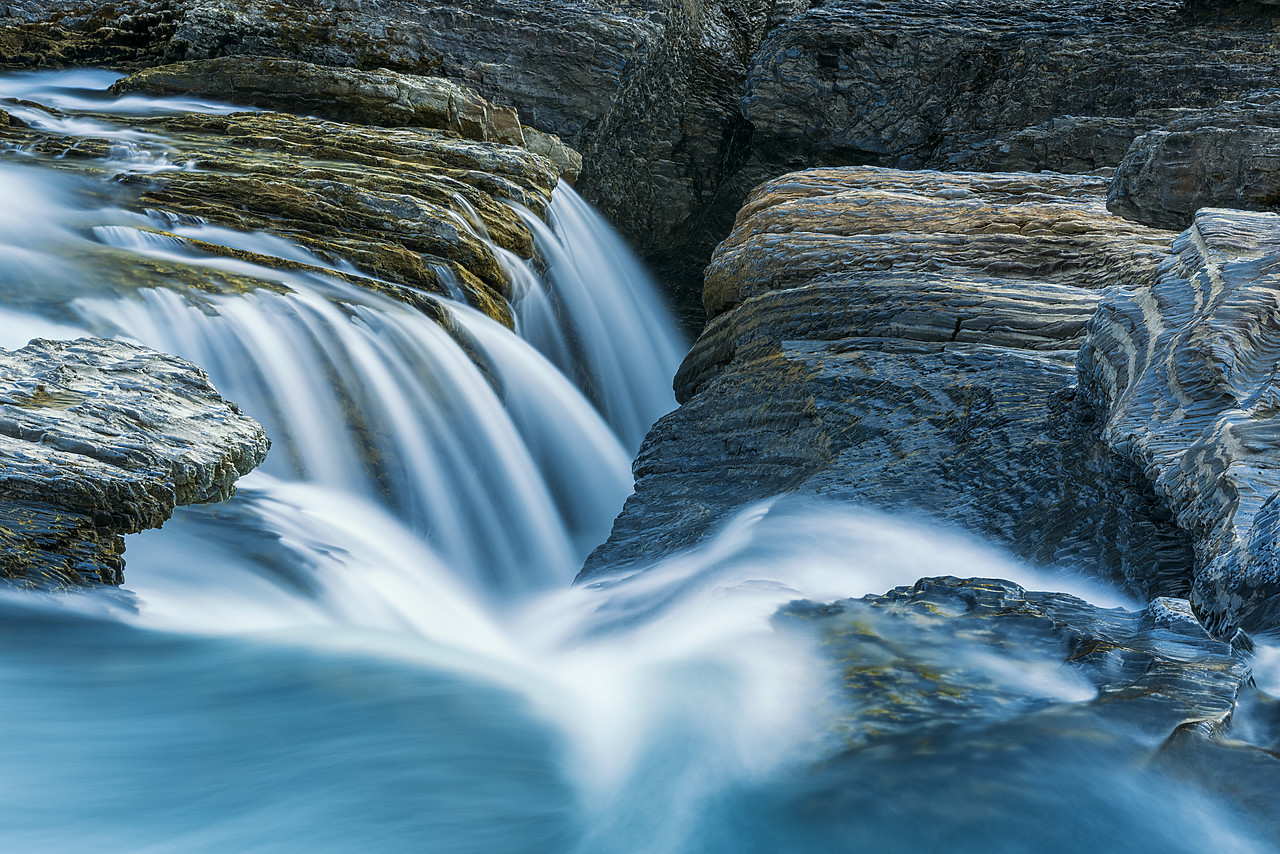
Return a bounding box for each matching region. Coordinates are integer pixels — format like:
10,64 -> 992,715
0,337 -> 268,588
585,167 -> 1193,600
1080,208 -> 1280,633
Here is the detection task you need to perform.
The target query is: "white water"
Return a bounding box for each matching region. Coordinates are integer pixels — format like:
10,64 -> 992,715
0,70 -> 1272,854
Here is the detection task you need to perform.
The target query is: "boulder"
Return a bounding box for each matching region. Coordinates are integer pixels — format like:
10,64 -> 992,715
0,337 -> 268,587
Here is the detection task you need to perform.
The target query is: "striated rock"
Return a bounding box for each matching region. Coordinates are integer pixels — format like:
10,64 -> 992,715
1108,91 -> 1280,230
584,167 -> 1191,597
6,0 -> 1280,313
0,336 -> 268,588
2,100 -> 562,326
110,57 -> 583,182
1079,208 -> 1280,633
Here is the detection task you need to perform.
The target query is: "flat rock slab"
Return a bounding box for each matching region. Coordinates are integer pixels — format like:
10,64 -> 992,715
0,337 -> 268,587
110,57 -> 583,182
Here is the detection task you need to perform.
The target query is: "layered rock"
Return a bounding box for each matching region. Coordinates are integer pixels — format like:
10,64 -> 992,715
1080,208 -> 1280,633
0,337 -> 268,588
1108,91 -> 1280,230
110,57 -> 582,182
5,0 -> 1280,312
2,82 -> 565,326
584,167 -> 1191,599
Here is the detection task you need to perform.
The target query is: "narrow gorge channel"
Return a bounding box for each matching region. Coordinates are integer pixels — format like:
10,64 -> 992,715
0,69 -> 1277,854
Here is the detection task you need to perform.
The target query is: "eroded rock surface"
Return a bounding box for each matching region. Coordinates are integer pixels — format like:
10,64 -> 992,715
1109,91 -> 1280,230
1081,208 -> 1280,633
4,0 -> 1279,311
0,336 -> 268,587
111,57 -> 583,182
584,167 -> 1191,598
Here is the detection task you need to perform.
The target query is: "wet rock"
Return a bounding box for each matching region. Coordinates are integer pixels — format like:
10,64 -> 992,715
0,336 -> 268,588
1,103 -> 560,326
1108,91 -> 1280,230
584,167 -> 1192,596
1079,207 -> 1280,633
780,576 -> 1280,842
110,57 -> 583,182
6,0 -> 1280,311
783,577 -> 1248,750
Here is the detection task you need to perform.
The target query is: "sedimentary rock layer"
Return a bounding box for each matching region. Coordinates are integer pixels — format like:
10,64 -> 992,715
1109,90 -> 1280,230
12,0 -> 1277,317
111,57 -> 583,182
0,337 -> 268,587
585,167 -> 1191,599
2,91 -> 563,326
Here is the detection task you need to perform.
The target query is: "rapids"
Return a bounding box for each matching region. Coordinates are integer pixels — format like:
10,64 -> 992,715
0,70 -> 1272,854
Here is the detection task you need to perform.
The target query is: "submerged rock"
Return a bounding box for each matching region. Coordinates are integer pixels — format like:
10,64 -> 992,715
785,577 -> 1247,750
0,337 -> 267,587
783,576 -> 1280,843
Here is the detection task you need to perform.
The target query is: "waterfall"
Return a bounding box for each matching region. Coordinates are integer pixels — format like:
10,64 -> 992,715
0,69 -> 1271,854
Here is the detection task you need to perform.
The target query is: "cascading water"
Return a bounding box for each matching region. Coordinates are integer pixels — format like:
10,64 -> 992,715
0,70 -> 1274,854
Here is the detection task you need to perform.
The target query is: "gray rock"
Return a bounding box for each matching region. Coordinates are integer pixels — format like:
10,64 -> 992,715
1108,91 -> 1280,230
583,167 -> 1192,597
6,0 -> 1280,315
781,576 -> 1280,845
784,576 -> 1248,749
0,337 -> 268,587
1079,207 -> 1280,633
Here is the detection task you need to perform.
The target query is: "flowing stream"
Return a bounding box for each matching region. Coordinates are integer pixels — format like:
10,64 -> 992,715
0,70 -> 1273,853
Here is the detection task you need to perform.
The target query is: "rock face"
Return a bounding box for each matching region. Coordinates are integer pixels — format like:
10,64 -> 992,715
1081,208 -> 1280,633
0,337 -> 268,588
590,163 -> 1280,633
4,0 -> 1280,313
1108,91 -> 1280,230
584,166 -> 1194,600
